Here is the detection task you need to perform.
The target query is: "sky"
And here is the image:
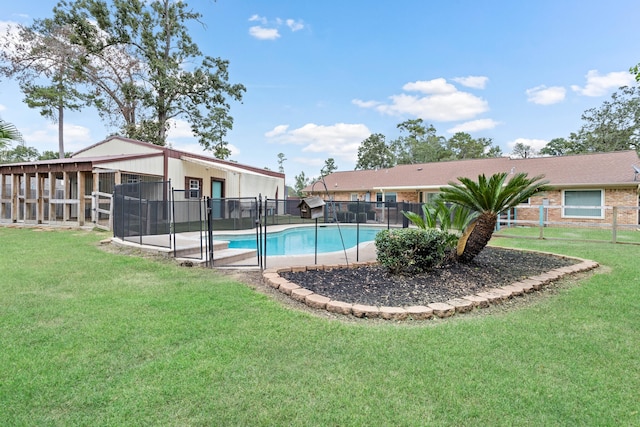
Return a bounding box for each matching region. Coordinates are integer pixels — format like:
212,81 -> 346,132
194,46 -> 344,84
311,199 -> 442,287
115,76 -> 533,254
1,0 -> 639,185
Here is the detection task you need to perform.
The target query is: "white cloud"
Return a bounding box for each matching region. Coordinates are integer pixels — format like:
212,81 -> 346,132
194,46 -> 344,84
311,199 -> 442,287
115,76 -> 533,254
21,122 -> 92,153
571,70 -> 635,97
0,104 -> 6,112
452,76 -> 489,89
446,119 -> 500,134
169,141 -> 203,154
376,92 -> 489,121
248,15 -> 304,40
248,15 -> 267,25
507,137 -> 548,151
403,78 -> 457,94
355,78 -> 489,122
0,21 -> 22,55
166,118 -> 195,139
526,85 -> 566,105
351,99 -> 381,108
249,26 -> 280,40
265,122 -> 371,163
264,124 -> 289,138
170,141 -> 241,158
286,19 -> 305,32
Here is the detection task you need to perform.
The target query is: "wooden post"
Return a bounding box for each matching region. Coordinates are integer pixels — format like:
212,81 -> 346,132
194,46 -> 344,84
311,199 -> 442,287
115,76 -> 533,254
36,173 -> 44,224
21,173 -> 28,222
12,174 -> 18,222
612,206 -> 618,244
78,171 -> 86,226
539,205 -> 544,239
48,171 -> 56,222
92,172 -> 99,224
0,174 -> 5,220
62,171 -> 69,222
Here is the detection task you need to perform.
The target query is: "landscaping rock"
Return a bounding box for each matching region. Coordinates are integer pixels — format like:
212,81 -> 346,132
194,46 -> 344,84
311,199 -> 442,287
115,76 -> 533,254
428,302 -> 455,318
379,306 -> 408,320
326,300 -> 353,315
446,298 -> 474,313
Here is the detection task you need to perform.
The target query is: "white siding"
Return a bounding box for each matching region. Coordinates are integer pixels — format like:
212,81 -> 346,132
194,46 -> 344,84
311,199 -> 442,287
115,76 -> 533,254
239,173 -> 282,199
97,157 -> 164,176
74,137 -> 163,157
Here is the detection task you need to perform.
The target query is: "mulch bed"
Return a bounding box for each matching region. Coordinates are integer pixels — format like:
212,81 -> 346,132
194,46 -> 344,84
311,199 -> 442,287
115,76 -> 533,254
280,247 -> 579,307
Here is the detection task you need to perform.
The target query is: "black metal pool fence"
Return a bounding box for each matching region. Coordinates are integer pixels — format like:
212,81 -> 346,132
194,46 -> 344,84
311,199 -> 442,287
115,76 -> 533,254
112,181 -> 640,266
112,181 -> 171,246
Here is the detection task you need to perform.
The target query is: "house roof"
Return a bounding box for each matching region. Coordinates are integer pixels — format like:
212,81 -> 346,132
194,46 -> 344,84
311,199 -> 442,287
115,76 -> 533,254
306,150 -> 640,193
0,135 -> 285,179
77,136 -> 285,179
0,152 -> 160,174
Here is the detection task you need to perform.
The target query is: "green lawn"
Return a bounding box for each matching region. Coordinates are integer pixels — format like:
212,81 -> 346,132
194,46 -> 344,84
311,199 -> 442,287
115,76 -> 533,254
1,227 -> 639,426
495,224 -> 640,244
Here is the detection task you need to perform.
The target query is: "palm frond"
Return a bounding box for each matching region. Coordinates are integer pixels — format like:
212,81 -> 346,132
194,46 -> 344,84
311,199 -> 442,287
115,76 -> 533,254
440,172 -> 550,215
0,119 -> 24,146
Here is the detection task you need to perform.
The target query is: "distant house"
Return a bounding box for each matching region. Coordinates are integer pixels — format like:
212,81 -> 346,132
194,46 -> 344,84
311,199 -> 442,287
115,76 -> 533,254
304,150 -> 640,226
0,136 -> 285,228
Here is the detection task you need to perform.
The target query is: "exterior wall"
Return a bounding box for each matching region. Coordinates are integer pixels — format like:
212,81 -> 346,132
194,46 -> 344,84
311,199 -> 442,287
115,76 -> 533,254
515,188 -> 639,226
239,173 -> 283,200
606,188 -> 639,225
167,158 -> 285,200
98,157 -> 164,177
315,191 -> 418,203
314,186 -> 639,226
73,138 -> 162,157
396,191 -> 420,203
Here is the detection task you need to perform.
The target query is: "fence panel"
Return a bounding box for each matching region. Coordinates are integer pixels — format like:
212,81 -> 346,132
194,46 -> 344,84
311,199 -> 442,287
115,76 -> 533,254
113,181 -> 171,247
495,204 -> 640,244
208,197 -> 259,231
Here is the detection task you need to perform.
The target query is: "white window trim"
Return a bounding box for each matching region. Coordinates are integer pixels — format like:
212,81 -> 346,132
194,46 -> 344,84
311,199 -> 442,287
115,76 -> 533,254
187,177 -> 202,199
561,189 -> 604,219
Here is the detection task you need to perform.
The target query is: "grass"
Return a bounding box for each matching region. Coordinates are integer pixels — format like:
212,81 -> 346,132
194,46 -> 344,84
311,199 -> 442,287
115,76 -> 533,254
1,226 -> 639,426
495,224 -> 640,244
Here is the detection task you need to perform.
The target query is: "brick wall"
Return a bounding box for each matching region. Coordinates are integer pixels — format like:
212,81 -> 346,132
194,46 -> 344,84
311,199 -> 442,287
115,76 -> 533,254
515,188 -> 639,226
316,187 -> 639,226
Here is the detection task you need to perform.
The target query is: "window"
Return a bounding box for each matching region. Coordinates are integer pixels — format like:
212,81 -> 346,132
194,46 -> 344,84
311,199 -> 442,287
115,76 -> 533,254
563,189 -> 603,218
426,192 -> 439,203
185,177 -> 202,199
124,174 -> 140,184
377,192 -> 397,207
350,193 -> 358,201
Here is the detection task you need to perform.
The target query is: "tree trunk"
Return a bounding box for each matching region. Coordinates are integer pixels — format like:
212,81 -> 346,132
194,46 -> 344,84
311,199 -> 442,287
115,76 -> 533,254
58,102 -> 65,159
457,212 -> 497,263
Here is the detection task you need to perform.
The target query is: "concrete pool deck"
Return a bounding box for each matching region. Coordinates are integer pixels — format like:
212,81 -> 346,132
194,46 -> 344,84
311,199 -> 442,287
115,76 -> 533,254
112,224 -> 382,269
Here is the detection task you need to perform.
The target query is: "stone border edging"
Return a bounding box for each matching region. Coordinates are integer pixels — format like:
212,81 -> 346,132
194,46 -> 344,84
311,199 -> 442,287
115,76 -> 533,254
261,253 -> 599,321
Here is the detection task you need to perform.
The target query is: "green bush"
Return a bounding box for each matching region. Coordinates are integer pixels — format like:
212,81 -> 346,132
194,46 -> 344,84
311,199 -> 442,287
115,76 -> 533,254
374,228 -> 457,274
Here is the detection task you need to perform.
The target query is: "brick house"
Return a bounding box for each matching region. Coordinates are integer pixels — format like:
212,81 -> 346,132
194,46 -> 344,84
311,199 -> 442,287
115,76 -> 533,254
304,150 -> 640,226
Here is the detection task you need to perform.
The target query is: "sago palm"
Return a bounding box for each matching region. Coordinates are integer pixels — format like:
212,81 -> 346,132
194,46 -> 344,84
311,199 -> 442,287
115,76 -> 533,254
403,197 -> 477,232
0,118 -> 24,149
439,172 -> 551,262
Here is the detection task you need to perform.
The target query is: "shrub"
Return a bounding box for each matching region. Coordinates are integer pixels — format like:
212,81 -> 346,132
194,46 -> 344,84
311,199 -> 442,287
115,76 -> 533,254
374,228 -> 457,275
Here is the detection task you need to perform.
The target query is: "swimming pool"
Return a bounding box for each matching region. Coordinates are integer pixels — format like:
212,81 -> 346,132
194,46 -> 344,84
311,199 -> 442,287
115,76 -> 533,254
214,225 -> 385,256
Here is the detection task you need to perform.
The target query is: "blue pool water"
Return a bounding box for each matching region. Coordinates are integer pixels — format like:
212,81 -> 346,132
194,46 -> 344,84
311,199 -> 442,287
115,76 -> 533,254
215,225 -> 384,256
